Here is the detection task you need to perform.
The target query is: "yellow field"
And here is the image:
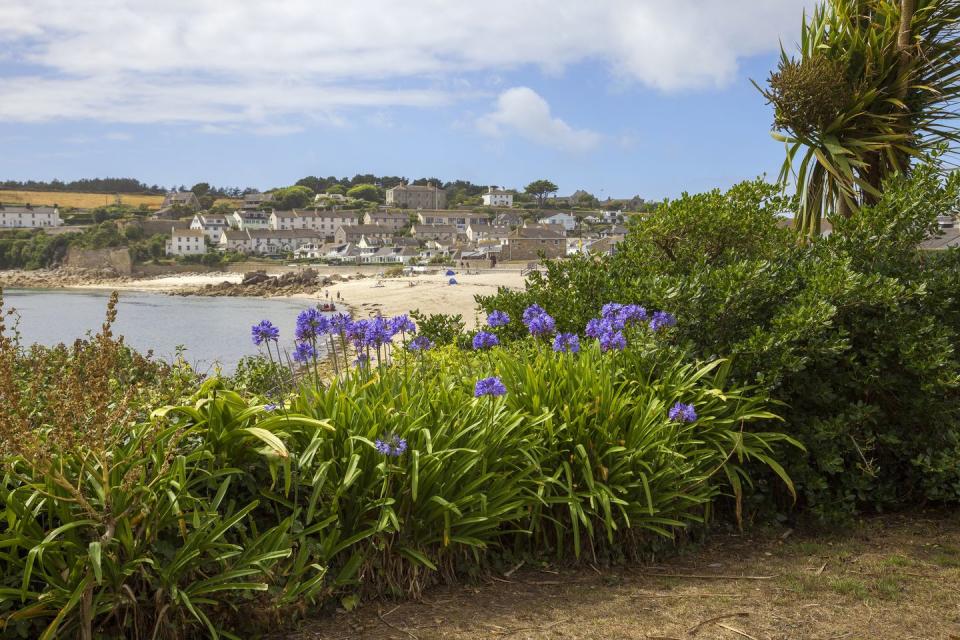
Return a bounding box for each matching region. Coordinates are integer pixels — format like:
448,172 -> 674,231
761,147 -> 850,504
0,190 -> 165,210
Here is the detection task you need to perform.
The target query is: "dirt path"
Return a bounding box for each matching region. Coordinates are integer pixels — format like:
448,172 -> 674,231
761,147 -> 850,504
289,510 -> 960,639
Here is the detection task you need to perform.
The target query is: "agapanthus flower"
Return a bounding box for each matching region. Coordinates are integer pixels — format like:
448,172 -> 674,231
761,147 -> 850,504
375,434 -> 408,457
552,332 -> 580,353
449,277 -> 458,285
292,341 -> 317,363
522,304 -> 547,325
408,335 -> 434,351
474,376 -> 507,397
295,308 -> 330,342
527,313 -> 556,337
601,303 -> 624,320
599,330 -> 627,352
472,330 -> 500,350
330,313 -> 353,333
363,316 -> 394,347
649,311 -> 677,332
668,402 -> 697,423
619,304 -> 648,324
585,318 -> 607,338
264,403 -> 278,412
390,314 -> 416,335
487,310 -> 511,327
445,269 -> 456,276
251,320 -> 280,346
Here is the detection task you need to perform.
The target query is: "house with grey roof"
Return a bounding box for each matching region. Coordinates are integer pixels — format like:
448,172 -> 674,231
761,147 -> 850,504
0,205 -> 62,228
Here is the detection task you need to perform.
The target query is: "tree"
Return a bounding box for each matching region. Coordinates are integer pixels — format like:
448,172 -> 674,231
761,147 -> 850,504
190,182 -> 211,197
525,180 -> 559,208
760,0 -> 960,238
296,176 -> 329,193
346,184 -> 381,202
271,185 -> 314,209
326,184 -> 346,196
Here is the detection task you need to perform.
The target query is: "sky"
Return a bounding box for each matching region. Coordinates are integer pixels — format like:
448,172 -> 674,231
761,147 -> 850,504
0,1 -> 815,199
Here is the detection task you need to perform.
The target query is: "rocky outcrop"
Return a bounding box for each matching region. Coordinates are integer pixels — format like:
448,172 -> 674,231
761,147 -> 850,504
173,269 -> 359,297
0,267 -> 129,289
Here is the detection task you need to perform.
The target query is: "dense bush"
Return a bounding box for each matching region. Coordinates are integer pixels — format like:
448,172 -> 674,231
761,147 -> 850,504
479,166 -> 960,521
0,297 -> 795,637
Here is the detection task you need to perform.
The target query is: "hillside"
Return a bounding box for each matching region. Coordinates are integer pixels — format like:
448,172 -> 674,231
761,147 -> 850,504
0,190 -> 164,209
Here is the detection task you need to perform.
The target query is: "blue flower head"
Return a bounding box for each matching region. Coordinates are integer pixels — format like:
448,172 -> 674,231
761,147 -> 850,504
474,376 -> 507,397
527,313 -> 556,337
295,308 -> 330,342
585,318 -> 606,338
375,434 -> 408,457
599,330 -> 627,352
445,269 -> 456,276
649,311 -> 677,332
552,332 -> 580,353
472,330 -> 500,350
408,335 -> 434,352
601,303 -> 624,320
449,277 -> 458,285
487,310 -> 511,327
251,320 -> 280,346
330,312 -> 353,333
390,314 -> 416,335
292,341 -> 317,363
668,402 -> 697,423
522,304 -> 547,325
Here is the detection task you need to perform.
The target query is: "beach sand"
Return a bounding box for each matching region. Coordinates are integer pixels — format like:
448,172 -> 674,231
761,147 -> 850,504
84,270 -> 527,328
306,271 -> 526,327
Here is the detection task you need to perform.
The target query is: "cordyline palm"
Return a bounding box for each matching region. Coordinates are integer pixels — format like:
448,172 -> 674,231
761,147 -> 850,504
759,0 -> 960,238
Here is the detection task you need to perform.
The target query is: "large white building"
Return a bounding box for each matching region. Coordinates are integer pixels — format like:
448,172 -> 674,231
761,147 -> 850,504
269,209 -> 358,238
481,187 -> 513,208
0,205 -> 62,228
165,228 -> 207,256
541,212 -> 578,232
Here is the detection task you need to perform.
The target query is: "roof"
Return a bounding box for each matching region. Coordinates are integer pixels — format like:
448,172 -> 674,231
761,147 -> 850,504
243,192 -> 273,202
510,227 -> 565,240
235,210 -> 270,219
198,213 -> 228,223
165,192 -> 197,202
173,228 -> 205,237
0,205 -> 58,215
248,229 -> 322,240
340,224 -> 392,235
222,229 -> 250,241
368,211 -> 410,220
413,224 -> 458,233
388,184 -> 442,192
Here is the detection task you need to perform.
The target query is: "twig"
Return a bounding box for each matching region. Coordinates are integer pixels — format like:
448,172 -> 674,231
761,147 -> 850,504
377,608 -> 417,639
504,560 -> 524,577
689,612 -> 751,635
644,572 -> 776,580
716,622 -> 759,640
816,562 -> 828,576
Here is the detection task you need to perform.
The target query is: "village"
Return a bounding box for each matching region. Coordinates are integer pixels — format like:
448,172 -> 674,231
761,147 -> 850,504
161,184 -> 627,266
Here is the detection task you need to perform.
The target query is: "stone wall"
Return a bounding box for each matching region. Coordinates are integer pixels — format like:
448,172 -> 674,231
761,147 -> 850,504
64,247 -> 132,275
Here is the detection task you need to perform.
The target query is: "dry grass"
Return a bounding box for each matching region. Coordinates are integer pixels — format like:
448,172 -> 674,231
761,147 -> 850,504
0,190 -> 164,209
290,510 -> 960,639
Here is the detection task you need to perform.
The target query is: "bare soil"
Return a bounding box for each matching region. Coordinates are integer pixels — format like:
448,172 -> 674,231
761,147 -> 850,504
290,510 -> 960,640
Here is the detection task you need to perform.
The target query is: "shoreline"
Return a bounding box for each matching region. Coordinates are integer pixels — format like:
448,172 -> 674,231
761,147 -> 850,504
0,268 -> 528,328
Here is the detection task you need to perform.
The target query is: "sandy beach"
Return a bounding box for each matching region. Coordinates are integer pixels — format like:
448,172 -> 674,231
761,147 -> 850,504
1,269 -> 529,328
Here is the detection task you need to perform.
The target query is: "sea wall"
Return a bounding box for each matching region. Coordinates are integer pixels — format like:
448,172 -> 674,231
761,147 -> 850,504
64,247 -> 132,275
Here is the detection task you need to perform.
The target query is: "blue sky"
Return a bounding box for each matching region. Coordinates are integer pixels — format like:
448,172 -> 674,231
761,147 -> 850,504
0,1 -> 812,199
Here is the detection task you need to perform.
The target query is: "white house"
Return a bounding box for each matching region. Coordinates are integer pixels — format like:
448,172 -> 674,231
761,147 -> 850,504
230,210 -> 271,230
270,209 -> 359,238
190,213 -> 230,243
165,228 -> 207,256
0,205 -> 62,228
219,229 -> 253,253
481,187 -> 513,208
541,212 -> 578,232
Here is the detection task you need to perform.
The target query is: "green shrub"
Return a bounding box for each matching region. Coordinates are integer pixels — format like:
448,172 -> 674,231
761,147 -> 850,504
479,166 -> 960,521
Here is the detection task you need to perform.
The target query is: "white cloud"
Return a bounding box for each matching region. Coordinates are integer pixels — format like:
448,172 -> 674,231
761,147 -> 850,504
0,0 -> 812,126
478,88 -> 601,152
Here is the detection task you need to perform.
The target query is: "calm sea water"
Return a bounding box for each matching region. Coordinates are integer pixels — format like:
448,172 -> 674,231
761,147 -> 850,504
2,289 -> 329,373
